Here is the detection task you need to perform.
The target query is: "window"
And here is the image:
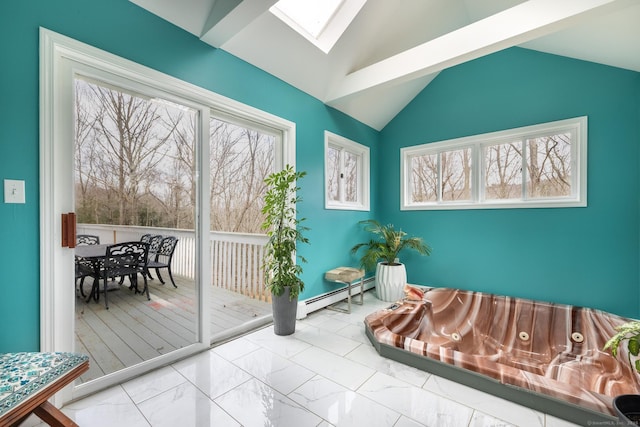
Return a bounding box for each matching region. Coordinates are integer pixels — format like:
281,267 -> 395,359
271,0 -> 343,39
325,131 -> 370,210
401,117 -> 587,210
270,0 -> 367,53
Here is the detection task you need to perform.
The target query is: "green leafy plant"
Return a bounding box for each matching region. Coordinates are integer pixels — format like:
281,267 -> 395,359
604,321 -> 640,373
261,165 -> 309,299
350,219 -> 431,271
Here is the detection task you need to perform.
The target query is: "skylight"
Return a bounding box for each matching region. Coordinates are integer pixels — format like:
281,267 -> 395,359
270,0 -> 366,54
273,0 -> 343,39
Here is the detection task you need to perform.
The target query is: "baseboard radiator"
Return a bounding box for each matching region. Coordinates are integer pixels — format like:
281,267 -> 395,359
296,277 -> 375,319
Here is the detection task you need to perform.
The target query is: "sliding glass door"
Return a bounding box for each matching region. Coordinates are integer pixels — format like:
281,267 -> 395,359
41,28 -> 295,402
73,75 -> 200,383
207,115 -> 280,342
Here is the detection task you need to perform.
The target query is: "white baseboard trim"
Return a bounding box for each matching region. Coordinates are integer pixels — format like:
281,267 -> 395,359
296,277 -> 375,319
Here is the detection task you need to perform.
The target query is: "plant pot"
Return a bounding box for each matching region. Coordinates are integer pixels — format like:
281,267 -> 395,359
375,262 -> 407,302
271,286 -> 298,336
614,394 -> 640,425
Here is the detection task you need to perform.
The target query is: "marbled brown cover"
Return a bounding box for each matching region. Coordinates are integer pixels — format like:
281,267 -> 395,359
364,287 -> 640,416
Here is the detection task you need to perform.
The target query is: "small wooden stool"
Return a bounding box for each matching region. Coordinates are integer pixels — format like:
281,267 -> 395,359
324,267 -> 365,314
0,352 -> 89,427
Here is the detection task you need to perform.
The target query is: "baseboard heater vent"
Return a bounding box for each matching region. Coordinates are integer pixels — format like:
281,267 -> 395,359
296,277 -> 374,319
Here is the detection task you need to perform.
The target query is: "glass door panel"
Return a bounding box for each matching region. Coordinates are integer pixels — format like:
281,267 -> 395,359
74,75 -> 199,383
208,116 -> 276,341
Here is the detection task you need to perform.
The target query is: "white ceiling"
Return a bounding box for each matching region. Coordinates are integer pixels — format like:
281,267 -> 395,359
130,0 -> 640,131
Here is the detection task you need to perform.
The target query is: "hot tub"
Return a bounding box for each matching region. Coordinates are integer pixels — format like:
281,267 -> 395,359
364,287 -> 640,424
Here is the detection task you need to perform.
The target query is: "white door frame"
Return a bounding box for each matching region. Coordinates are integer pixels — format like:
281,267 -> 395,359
39,28 -> 213,402
39,27 -> 296,403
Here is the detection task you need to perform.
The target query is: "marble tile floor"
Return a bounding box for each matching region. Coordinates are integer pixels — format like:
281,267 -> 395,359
27,291 -> 583,427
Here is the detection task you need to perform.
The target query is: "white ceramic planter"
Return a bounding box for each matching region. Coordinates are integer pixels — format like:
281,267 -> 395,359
375,262 -> 407,301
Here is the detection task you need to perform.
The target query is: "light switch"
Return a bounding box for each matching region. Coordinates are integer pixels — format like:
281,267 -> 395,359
4,179 -> 26,204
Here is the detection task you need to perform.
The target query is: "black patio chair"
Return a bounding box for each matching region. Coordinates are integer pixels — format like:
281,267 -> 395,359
120,234 -> 162,284
145,235 -> 163,279
146,236 -> 179,288
75,234 -> 100,297
99,241 -> 149,309
76,234 -> 100,246
75,257 -> 95,298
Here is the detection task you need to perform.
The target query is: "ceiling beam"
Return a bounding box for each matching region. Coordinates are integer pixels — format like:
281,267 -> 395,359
200,0 -> 278,47
201,0 -> 243,37
326,0 -> 636,104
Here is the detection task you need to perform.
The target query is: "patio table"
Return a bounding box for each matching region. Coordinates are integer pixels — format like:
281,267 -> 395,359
74,243 -> 108,260
75,243 -> 149,305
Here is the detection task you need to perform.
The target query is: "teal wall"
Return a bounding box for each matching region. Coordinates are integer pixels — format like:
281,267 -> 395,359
379,48 -> 640,318
0,0 -> 378,352
2,1 -> 639,353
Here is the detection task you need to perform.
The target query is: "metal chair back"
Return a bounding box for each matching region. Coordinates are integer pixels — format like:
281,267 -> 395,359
156,236 -> 178,261
147,236 -> 179,288
148,235 -> 163,256
104,241 -> 148,278
100,241 -> 150,309
77,234 -> 100,246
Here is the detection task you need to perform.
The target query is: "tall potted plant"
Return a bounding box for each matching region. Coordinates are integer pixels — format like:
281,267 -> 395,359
351,219 -> 431,302
261,165 -> 309,335
604,321 -> 640,423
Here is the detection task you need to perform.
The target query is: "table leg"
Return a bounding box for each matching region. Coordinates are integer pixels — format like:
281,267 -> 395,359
32,401 -> 79,427
85,260 -> 101,303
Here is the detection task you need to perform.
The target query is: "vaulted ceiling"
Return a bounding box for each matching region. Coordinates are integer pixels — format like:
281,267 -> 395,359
130,0 -> 640,130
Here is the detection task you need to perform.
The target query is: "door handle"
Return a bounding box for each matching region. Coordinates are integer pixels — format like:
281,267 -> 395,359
61,212 -> 76,248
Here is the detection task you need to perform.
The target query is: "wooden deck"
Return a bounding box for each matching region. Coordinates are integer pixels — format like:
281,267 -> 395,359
74,275 -> 272,383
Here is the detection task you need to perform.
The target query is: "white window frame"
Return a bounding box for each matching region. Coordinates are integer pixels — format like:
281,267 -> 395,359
401,116 -> 587,210
324,131 -> 370,211
270,0 -> 367,54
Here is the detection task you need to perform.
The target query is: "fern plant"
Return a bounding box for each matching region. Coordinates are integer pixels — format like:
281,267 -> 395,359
350,219 -> 431,272
261,165 -> 309,299
604,321 -> 640,373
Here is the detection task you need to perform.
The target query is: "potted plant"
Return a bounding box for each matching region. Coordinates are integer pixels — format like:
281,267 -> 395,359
604,321 -> 640,424
350,219 -> 431,302
261,165 -> 309,336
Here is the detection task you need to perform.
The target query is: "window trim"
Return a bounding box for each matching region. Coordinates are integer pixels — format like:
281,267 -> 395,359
401,116 -> 587,210
324,131 -> 370,211
270,0 -> 367,54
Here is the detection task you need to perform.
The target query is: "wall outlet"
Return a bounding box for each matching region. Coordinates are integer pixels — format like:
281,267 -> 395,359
4,179 -> 26,204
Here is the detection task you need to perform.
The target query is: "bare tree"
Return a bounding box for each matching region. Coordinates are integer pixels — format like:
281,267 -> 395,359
210,119 -> 245,231
75,78 -> 276,234
145,109 -> 198,229
326,147 -> 359,204
209,119 -> 274,233
75,80 -> 101,223
441,148 -> 471,200
485,142 -> 522,199
411,153 -> 438,202
86,81 -> 175,225
343,151 -> 358,202
527,134 -> 571,197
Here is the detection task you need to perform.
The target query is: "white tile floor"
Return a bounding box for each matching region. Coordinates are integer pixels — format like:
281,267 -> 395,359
31,291 -> 584,426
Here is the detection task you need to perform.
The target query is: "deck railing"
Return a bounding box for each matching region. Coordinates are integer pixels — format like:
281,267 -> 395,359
76,224 -> 270,301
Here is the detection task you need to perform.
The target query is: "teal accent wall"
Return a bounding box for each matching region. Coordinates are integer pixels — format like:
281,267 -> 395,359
0,0 -> 377,352
2,1 -> 639,353
380,48 -> 640,318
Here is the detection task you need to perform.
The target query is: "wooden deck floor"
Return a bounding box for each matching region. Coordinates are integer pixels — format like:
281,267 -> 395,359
74,275 -> 272,383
